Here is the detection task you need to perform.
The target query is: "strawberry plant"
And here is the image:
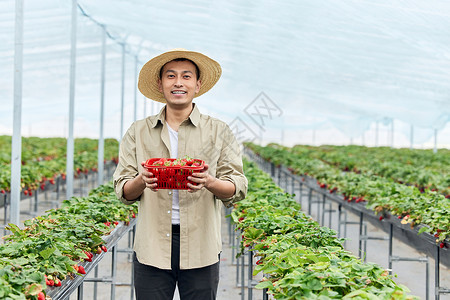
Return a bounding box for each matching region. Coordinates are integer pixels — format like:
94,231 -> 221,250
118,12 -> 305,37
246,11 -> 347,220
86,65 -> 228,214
0,183 -> 137,299
246,143 -> 450,244
0,136 -> 119,193
231,160 -> 416,299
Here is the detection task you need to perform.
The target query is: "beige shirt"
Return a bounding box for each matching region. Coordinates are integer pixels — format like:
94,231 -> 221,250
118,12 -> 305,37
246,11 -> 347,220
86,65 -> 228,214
113,104 -> 248,269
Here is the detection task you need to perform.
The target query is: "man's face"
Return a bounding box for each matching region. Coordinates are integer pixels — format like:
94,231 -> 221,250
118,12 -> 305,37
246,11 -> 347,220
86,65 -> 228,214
158,60 -> 201,107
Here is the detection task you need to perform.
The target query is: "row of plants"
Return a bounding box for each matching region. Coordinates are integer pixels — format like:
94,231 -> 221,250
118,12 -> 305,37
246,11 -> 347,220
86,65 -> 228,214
0,136 -> 119,194
289,144 -> 450,196
230,159 -> 416,299
0,183 -> 138,300
245,143 -> 450,245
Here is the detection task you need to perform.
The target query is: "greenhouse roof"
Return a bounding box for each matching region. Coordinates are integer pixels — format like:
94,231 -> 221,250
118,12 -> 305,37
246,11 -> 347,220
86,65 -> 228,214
1,0 -> 450,146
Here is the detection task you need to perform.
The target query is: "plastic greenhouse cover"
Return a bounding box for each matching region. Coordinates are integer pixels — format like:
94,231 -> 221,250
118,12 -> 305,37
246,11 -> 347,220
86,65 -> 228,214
0,0 -> 449,146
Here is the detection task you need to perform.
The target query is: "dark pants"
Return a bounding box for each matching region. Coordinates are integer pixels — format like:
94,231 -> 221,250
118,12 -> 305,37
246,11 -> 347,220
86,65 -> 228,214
133,226 -> 220,300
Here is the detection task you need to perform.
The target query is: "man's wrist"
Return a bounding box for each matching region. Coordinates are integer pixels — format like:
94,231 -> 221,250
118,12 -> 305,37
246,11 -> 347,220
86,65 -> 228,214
204,174 -> 216,189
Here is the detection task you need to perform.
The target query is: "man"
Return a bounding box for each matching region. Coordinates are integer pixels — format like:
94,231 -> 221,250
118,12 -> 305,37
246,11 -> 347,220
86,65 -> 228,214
113,48 -> 248,300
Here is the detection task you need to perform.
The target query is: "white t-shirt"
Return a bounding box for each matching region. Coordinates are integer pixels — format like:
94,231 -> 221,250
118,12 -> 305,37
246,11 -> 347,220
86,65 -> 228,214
166,122 -> 180,225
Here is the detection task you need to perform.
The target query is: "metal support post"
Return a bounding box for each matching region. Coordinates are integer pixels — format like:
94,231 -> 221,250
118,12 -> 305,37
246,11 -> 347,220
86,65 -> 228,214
98,27 -> 106,186
338,204 -> 342,238
307,189 -> 312,215
360,225 -> 389,262
291,174 -> 295,195
263,287 -> 268,300
436,245 -> 439,300
433,246 -> 450,299
321,194 -> 326,226
299,181 -> 303,205
241,250 -> 245,300
359,212 -> 364,259
66,0 -> 77,200
11,0 -> 24,227
77,283 -> 83,300
389,223 -> 393,272
33,190 -> 39,216
248,250 -> 253,300
93,265 -> 98,300
111,245 -> 117,300
119,43 -> 126,142
277,166 -> 281,185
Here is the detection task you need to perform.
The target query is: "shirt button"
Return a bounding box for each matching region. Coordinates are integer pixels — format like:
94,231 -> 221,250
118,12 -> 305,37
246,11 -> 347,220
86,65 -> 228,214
167,233 -> 170,237
167,210 -> 171,214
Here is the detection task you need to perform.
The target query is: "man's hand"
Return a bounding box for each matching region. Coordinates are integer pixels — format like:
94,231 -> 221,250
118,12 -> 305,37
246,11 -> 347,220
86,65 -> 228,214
140,161 -> 158,192
187,164 -> 212,193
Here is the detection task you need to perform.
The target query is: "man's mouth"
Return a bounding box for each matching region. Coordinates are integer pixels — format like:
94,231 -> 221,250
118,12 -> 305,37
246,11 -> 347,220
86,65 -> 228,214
172,90 -> 186,94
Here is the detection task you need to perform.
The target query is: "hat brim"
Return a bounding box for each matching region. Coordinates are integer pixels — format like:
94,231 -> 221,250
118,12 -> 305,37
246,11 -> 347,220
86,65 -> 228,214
138,49 -> 222,103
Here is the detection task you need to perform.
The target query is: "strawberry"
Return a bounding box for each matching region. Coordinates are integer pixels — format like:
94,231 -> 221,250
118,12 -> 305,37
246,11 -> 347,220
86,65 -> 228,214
78,266 -> 86,274
73,265 -> 79,272
37,292 -> 45,300
96,247 -> 102,254
113,221 -> 119,226
24,189 -> 29,195
440,242 -> 445,249
1,189 -> 5,194
256,259 -> 263,265
131,213 -> 136,218
54,278 -> 62,287
48,279 -> 54,286
40,184 -> 45,190
101,245 -> 108,252
104,221 -> 111,227
379,216 -> 384,221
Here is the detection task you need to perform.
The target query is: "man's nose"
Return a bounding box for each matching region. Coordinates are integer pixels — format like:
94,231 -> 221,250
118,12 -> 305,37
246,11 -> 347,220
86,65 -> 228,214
174,78 -> 183,87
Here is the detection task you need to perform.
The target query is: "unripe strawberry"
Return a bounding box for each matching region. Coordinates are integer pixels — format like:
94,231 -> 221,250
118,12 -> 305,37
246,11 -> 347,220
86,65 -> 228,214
54,278 -> 62,287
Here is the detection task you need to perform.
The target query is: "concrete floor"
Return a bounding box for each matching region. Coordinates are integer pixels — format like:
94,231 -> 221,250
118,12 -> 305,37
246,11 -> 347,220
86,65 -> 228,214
1,168 -> 449,300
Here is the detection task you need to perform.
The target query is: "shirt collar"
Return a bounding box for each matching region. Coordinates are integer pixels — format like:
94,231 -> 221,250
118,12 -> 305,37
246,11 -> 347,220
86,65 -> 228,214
150,103 -> 201,128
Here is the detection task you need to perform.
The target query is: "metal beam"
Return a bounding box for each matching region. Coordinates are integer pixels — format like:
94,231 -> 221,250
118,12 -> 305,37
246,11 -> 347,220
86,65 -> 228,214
10,0 -> 24,226
119,44 -> 126,142
134,56 -> 138,122
66,0 -> 77,199
97,27 -> 106,186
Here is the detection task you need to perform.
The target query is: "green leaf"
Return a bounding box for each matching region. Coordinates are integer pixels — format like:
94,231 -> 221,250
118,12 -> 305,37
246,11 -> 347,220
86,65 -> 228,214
255,280 -> 274,289
39,247 -> 56,260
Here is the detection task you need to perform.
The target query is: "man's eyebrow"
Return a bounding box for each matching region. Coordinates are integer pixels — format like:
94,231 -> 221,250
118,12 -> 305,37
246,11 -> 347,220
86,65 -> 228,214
164,69 -> 194,74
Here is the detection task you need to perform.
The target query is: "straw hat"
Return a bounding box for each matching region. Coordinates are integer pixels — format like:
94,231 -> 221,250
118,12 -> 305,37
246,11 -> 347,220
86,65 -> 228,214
138,48 -> 222,103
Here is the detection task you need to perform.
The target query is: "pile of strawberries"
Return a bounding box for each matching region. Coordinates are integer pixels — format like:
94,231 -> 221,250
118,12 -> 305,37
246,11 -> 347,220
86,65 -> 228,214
149,156 -> 202,168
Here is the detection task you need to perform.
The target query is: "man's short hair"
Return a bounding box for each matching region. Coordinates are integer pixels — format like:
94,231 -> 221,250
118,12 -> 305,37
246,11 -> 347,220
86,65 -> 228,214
159,58 -> 200,80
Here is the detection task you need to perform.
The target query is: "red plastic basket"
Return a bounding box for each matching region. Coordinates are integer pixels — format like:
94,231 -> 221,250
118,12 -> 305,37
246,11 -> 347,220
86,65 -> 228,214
143,158 -> 205,189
